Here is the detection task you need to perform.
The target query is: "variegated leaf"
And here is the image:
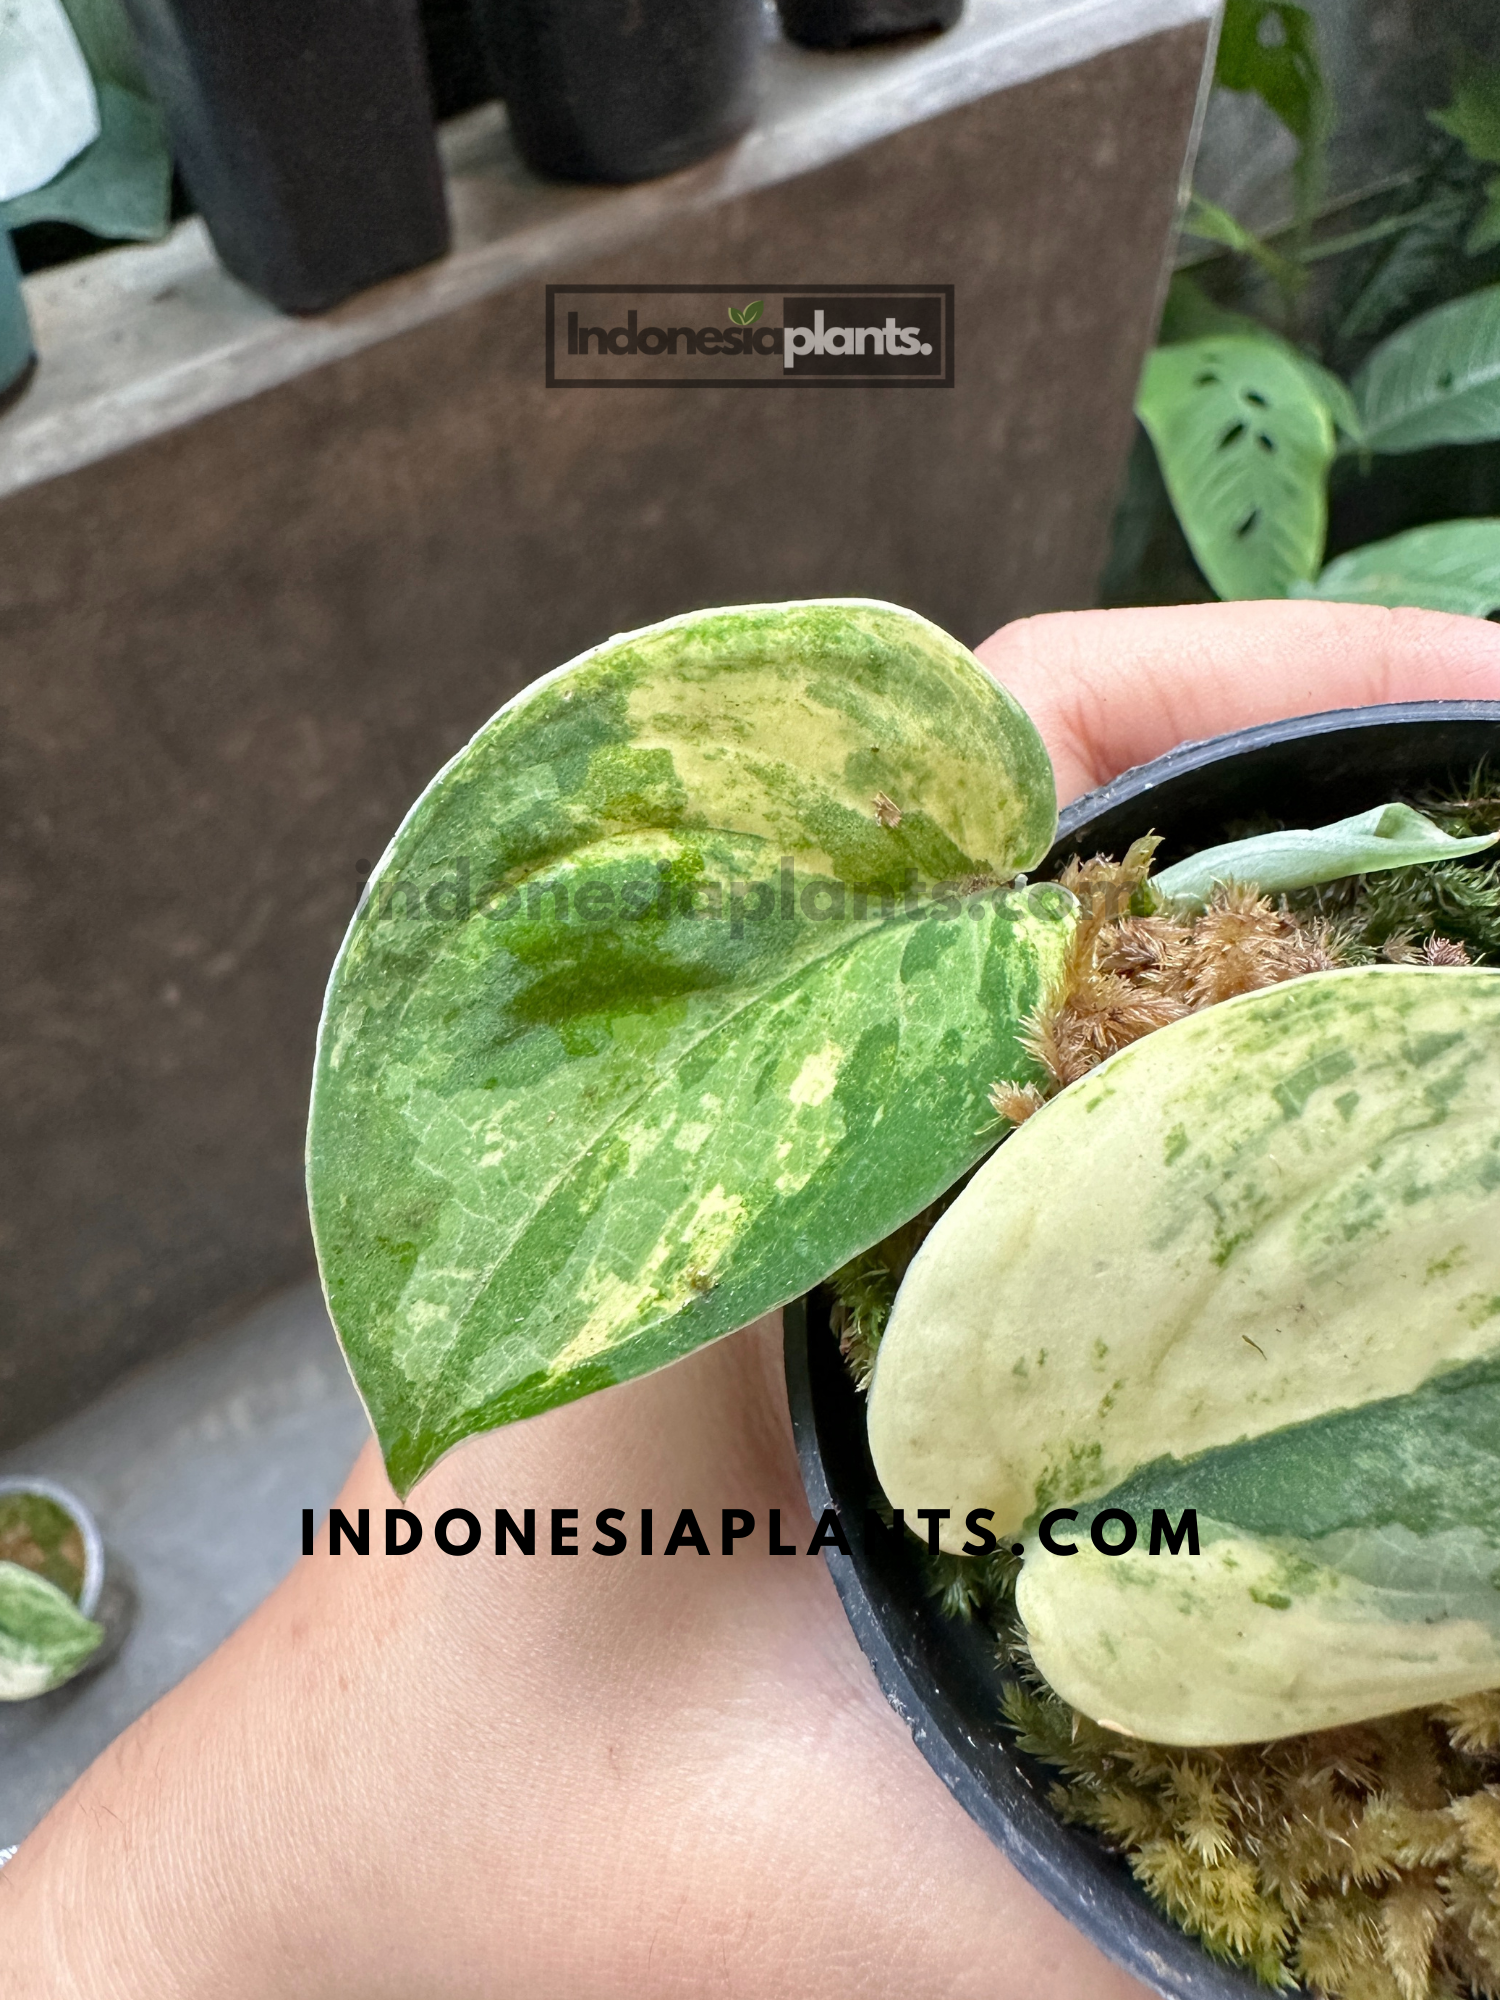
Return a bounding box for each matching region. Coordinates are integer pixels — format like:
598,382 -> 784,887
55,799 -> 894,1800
0,1561 -> 102,1701
308,600 -> 1068,1493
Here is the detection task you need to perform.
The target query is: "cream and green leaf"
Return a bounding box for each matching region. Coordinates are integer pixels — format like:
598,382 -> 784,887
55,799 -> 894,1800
867,965 -> 1500,1743
308,600 -> 1066,1494
1022,1355 -> 1500,1745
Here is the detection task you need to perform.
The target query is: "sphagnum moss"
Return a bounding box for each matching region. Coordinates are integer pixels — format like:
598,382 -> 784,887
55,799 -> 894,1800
828,810 -> 1500,2000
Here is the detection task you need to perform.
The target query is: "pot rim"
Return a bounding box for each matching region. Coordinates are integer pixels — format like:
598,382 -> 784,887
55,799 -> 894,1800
1052,696 -> 1500,845
785,697 -> 1500,2000
0,1476 -> 105,1620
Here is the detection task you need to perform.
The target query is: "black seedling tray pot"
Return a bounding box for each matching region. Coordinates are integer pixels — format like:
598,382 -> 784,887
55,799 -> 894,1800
783,699 -> 1500,2000
775,0 -> 964,51
474,0 -> 762,185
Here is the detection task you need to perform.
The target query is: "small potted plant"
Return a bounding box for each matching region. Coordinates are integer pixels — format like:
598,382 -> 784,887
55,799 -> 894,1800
308,601 -> 1500,2000
0,1477 -> 106,1701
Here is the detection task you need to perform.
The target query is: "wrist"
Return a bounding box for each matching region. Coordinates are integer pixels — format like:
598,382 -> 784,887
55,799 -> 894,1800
1,1588 -> 341,1998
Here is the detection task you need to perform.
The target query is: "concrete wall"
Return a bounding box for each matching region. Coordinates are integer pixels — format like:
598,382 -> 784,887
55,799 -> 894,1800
0,7 -> 1213,1446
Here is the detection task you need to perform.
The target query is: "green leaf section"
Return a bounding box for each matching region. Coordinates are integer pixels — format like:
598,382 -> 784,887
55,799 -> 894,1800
1352,283 -> 1500,453
1293,518 -> 1500,616
1430,68 -> 1500,167
1102,1351 -> 1500,1550
1224,3 -> 1328,154
308,600 -> 1068,1494
0,0 -> 171,242
0,1491 -> 86,1602
1023,1359 -> 1500,1742
1136,335 -> 1335,598
1430,67 -> 1500,255
1215,0 -> 1325,147
1154,802 -> 1499,910
0,1561 -> 102,1702
1214,0 -> 1330,221
1336,183 -> 1476,346
1181,197 -> 1302,297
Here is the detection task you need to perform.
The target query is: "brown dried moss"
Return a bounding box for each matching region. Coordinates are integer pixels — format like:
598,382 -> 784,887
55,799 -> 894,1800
995,850 -> 1348,1106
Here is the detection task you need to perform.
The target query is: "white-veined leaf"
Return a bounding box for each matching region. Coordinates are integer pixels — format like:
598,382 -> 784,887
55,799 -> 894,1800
0,0 -> 172,242
0,0 -> 98,203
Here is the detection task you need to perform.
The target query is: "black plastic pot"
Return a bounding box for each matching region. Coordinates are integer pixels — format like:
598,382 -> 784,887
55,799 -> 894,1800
474,0 -> 762,184
776,0 -> 962,51
118,0 -> 449,314
784,699 -> 1500,2000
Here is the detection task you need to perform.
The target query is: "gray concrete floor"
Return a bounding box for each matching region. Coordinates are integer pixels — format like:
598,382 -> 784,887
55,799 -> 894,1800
0,1283 -> 368,1847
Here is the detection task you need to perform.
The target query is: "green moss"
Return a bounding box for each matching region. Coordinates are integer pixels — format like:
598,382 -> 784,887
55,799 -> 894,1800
1287,767 -> 1500,967
1004,1672 -> 1500,1998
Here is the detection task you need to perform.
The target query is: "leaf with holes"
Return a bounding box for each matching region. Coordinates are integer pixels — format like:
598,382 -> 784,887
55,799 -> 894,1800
1353,284 -> 1500,453
1136,335 -> 1334,599
1291,518 -> 1500,617
307,600 -> 1072,1494
1161,278 -> 1362,442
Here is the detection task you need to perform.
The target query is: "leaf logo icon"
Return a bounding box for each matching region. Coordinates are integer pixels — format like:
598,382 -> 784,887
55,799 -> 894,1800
728,300 -> 764,326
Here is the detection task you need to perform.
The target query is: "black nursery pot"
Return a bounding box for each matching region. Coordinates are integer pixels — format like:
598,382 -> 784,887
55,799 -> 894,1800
783,699 -> 1500,2000
118,0 -> 450,314
475,0 -> 763,184
776,0 -> 963,52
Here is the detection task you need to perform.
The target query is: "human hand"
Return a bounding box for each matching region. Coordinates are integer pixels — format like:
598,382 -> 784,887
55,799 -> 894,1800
7,600 -> 1500,2000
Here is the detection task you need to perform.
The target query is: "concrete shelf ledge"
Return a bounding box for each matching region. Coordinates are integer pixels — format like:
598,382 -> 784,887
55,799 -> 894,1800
1,0 -> 1215,1461
5,0 -> 1214,501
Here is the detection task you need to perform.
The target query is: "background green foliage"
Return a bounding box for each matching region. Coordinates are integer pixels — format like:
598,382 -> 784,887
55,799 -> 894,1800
1108,6 -> 1500,615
